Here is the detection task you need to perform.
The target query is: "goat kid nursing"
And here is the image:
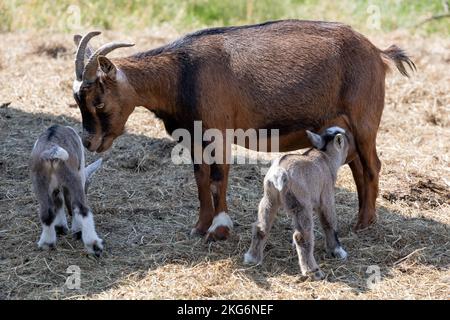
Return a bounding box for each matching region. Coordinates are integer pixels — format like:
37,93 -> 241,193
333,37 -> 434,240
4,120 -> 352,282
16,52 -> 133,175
245,127 -> 350,280
30,125 -> 103,256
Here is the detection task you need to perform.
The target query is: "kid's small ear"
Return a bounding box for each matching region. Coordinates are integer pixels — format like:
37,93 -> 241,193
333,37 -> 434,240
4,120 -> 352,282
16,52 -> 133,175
334,134 -> 345,150
306,130 -> 325,150
84,158 -> 103,194
85,158 -> 102,181
98,56 -> 117,78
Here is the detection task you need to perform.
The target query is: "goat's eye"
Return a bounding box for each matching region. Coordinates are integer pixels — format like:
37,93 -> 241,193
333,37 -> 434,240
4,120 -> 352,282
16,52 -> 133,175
95,103 -> 105,109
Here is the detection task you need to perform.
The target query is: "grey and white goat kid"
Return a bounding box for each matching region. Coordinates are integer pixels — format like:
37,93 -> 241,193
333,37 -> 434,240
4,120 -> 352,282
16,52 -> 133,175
30,125 -> 103,256
244,127 -> 350,280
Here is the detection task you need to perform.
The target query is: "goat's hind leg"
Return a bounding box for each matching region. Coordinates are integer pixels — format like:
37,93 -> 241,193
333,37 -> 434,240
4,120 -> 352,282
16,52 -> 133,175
244,183 -> 281,265
53,189 -> 68,235
354,134 -> 381,230
287,193 -> 324,280
63,186 -> 81,240
32,176 -> 57,250
38,206 -> 57,250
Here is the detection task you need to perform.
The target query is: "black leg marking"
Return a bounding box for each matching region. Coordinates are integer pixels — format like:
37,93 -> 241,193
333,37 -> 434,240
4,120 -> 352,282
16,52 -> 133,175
334,231 -> 341,246
63,187 -> 73,216
55,226 -> 68,235
73,231 -> 82,240
41,208 -> 55,226
210,163 -> 223,182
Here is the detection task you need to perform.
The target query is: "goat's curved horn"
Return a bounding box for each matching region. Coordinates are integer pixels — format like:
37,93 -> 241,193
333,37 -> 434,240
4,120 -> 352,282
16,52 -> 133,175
83,42 -> 134,83
74,34 -> 94,61
74,31 -> 101,81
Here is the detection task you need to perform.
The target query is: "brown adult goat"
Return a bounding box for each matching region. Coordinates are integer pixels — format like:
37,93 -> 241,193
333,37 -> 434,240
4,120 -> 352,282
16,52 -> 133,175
72,20 -> 415,241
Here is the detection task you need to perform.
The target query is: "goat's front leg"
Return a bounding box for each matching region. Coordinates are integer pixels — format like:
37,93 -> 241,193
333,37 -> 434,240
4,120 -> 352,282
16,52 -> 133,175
191,163 -> 215,236
206,163 -> 233,241
348,155 -> 365,213
353,130 -> 381,230
244,183 -> 280,265
318,195 -> 347,260
39,188 -> 68,248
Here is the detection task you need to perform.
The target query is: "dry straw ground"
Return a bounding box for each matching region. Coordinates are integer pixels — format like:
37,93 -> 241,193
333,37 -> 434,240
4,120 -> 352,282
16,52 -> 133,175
0,29 -> 449,300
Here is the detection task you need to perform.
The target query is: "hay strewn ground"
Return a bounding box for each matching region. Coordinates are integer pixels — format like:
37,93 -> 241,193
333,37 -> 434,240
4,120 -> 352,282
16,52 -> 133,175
0,30 -> 448,300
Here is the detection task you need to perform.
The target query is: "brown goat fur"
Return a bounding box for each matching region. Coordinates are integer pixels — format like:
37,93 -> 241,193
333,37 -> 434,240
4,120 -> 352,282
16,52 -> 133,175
72,20 -> 415,240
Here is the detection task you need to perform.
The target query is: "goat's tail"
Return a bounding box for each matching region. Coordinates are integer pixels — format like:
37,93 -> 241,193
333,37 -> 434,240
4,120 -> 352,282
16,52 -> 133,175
40,145 -> 69,162
380,45 -> 416,77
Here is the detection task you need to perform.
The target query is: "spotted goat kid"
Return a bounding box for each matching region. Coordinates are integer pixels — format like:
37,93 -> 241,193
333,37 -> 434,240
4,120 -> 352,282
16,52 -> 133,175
30,125 -> 103,256
244,127 -> 351,280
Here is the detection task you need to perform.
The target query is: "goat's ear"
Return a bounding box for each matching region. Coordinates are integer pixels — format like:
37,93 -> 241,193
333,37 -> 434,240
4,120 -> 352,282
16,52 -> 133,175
98,56 -> 117,78
84,158 -> 102,193
306,130 -> 325,149
85,158 -> 103,181
73,34 -> 82,47
334,134 -> 345,150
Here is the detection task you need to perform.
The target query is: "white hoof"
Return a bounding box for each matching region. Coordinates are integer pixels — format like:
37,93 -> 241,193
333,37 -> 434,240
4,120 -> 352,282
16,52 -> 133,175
244,252 -> 260,265
332,246 -> 348,260
37,240 -> 56,250
38,225 -> 56,250
207,212 -> 233,233
308,269 -> 326,281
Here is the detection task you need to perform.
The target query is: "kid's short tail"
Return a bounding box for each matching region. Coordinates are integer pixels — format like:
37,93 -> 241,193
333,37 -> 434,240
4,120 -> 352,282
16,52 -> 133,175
40,145 -> 69,162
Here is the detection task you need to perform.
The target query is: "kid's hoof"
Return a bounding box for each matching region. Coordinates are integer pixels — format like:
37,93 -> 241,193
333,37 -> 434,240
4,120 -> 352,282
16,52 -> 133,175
85,239 -> 103,257
243,252 -> 261,265
37,241 -> 56,250
307,269 -> 325,281
332,246 -> 348,260
72,231 -> 82,240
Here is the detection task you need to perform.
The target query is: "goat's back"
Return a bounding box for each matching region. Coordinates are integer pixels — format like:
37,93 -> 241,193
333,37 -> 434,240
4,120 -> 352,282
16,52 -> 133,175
283,150 -> 331,178
156,19 -> 385,130
268,151 -> 333,203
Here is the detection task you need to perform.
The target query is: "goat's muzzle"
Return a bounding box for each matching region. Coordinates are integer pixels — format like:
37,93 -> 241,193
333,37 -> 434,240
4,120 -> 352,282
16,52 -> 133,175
82,133 -> 103,153
95,135 -> 115,153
